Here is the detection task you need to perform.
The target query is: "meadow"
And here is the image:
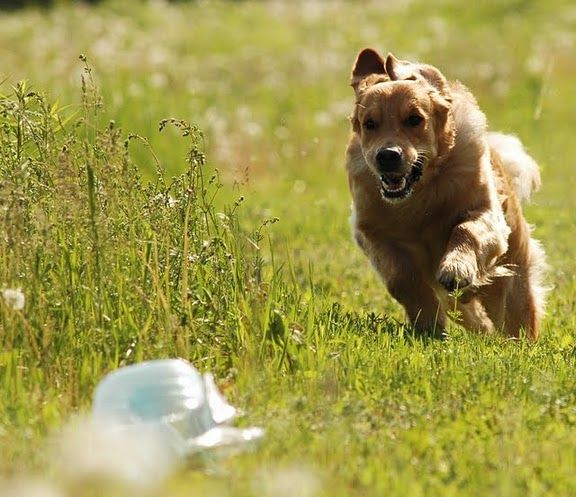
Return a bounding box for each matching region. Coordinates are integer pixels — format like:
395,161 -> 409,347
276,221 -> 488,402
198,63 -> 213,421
1,1 -> 576,495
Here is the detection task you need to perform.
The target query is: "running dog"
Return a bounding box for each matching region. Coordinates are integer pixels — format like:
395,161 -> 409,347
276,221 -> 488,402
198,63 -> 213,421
346,48 -> 547,339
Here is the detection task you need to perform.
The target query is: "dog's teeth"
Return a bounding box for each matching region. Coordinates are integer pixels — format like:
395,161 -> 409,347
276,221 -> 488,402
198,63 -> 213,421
386,177 -> 406,192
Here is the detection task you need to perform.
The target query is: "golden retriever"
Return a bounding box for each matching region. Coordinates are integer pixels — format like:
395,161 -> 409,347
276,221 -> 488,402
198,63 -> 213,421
346,48 -> 547,339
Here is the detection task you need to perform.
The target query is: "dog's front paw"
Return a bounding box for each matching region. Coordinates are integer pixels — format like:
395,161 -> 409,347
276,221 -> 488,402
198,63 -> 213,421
437,257 -> 477,293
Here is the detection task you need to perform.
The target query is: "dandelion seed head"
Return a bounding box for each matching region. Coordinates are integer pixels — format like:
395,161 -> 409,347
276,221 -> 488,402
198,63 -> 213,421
1,288 -> 25,311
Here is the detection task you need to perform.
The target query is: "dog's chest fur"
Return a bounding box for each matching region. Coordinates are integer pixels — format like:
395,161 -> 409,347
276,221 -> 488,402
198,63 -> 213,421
347,140 -> 477,274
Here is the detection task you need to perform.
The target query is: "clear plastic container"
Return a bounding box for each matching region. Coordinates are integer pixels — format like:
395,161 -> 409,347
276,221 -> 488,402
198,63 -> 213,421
92,359 -> 264,457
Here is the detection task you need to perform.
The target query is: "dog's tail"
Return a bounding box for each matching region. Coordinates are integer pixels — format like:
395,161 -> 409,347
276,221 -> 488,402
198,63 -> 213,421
487,132 -> 541,203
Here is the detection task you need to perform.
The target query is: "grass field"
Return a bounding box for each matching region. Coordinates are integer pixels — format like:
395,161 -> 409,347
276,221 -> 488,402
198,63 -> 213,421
1,1 -> 576,496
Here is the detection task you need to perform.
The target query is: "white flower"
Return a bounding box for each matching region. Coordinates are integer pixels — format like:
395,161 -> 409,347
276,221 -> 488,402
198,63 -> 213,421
1,287 -> 25,311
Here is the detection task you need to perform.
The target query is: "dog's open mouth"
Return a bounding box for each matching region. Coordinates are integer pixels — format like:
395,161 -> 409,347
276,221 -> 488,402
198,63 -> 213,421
380,163 -> 423,201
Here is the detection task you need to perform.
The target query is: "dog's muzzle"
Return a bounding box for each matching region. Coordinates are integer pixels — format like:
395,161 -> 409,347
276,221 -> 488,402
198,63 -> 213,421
379,162 -> 423,201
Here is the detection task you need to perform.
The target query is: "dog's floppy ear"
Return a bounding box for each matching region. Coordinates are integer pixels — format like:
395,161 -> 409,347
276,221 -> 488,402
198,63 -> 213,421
433,94 -> 456,161
386,53 -> 451,101
351,48 -> 387,94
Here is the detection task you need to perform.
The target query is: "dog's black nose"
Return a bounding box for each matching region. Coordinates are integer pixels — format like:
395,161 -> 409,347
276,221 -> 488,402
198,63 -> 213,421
376,147 -> 403,172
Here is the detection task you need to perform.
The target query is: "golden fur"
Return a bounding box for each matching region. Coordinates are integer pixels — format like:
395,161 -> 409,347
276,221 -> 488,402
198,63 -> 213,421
346,48 -> 547,339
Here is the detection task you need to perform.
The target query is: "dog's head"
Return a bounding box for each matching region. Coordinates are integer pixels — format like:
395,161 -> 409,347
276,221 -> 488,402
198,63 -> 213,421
350,48 -> 455,203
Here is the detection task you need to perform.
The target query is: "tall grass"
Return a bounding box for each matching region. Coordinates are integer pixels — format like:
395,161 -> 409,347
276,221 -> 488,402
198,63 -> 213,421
0,57 -> 290,468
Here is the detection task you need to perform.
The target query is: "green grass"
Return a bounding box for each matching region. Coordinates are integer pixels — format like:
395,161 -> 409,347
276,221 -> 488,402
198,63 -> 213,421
1,1 -> 576,496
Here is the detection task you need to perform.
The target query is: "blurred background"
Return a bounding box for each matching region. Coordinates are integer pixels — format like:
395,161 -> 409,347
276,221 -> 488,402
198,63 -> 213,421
2,2 -> 576,496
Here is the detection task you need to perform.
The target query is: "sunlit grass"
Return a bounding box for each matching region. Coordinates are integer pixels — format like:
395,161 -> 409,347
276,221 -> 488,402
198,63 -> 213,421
1,1 -> 576,496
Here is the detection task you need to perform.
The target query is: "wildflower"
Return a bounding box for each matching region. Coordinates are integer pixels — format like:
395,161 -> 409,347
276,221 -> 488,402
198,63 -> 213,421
1,287 -> 25,311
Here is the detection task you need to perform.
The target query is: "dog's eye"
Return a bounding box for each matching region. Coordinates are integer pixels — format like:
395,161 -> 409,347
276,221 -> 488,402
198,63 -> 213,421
405,115 -> 423,127
364,118 -> 377,130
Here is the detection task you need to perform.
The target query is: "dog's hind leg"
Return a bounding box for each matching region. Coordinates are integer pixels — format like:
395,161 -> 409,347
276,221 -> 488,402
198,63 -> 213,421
503,269 -> 543,340
452,296 -> 496,334
501,237 -> 547,340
